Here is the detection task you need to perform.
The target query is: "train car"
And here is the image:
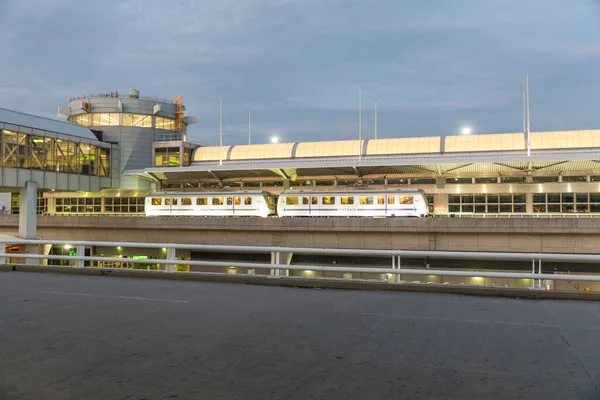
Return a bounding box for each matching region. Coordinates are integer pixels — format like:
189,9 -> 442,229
145,191 -> 276,218
277,189 -> 428,217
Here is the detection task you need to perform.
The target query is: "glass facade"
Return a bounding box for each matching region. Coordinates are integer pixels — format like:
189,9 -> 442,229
154,147 -> 181,167
448,193 -> 527,213
54,197 -> 145,214
0,130 -> 109,176
70,113 -> 176,130
533,193 -> 600,213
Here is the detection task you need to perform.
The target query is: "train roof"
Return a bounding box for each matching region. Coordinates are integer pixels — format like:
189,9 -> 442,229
149,191 -> 271,196
280,189 -> 425,195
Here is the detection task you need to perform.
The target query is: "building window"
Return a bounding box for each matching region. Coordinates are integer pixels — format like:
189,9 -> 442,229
156,117 -> 176,130
123,114 -> 152,128
91,113 -> 120,126
154,147 -> 181,167
448,193 -> 526,213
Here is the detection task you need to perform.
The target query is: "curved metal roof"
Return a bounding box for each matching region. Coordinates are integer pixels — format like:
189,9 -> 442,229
191,129 -> 600,163
0,107 -> 100,141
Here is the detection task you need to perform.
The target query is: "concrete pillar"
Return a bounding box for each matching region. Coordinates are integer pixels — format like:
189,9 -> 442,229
436,177 -> 445,189
166,247 -> 176,272
433,193 -> 448,214
283,180 -> 290,190
526,192 -> 533,214
75,244 -> 85,268
19,181 -> 38,239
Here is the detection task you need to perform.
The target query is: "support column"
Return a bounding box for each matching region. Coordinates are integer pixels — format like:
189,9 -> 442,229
433,193 -> 448,214
526,192 -> 533,213
75,245 -> 85,268
166,247 -> 176,272
19,181 -> 38,239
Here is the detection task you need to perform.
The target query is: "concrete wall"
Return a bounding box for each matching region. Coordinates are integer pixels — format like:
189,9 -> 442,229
0,216 -> 600,254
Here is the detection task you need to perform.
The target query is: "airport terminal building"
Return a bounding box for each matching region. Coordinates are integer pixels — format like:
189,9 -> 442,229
2,89 -> 600,218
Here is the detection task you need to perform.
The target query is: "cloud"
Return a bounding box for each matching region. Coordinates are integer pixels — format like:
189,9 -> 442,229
0,0 -> 598,144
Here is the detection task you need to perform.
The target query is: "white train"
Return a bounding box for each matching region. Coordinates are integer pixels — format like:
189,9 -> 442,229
277,189 -> 429,217
145,191 -> 276,218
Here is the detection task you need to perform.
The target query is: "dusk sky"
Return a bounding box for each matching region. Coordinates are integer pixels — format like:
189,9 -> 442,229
0,0 -> 599,145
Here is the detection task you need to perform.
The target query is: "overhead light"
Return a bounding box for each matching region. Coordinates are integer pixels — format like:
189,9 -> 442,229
460,126 -> 473,135
270,136 -> 280,144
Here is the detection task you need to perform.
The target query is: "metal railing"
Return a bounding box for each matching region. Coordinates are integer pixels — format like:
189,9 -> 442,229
2,238 -> 600,291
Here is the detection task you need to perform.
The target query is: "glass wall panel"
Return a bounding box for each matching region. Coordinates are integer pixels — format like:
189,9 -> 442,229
156,117 -> 176,130
123,114 -> 152,127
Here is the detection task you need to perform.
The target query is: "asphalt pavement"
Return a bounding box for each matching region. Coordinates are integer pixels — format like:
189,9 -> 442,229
1,271 -> 599,400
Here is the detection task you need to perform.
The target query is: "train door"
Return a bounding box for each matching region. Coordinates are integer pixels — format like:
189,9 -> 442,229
311,195 -> 318,216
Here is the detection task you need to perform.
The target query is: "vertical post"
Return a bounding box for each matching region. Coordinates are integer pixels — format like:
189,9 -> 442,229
532,259 -> 535,288
19,181 -> 38,240
391,255 -> 396,283
166,247 -> 176,273
538,258 -> 542,289
525,74 -> 531,157
358,85 -> 362,161
248,108 -> 251,145
275,251 -> 281,277
270,251 -> 275,276
75,244 -> 85,268
219,96 -> 223,166
374,99 -> 378,139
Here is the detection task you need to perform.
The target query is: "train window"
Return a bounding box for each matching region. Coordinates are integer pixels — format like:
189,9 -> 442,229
387,196 -> 395,205
360,196 -> 373,205
151,198 -> 162,206
196,197 -> 207,205
172,198 -> 179,206
181,198 -> 192,206
245,197 -> 252,205
165,198 -> 171,206
212,197 -> 224,206
322,196 -> 335,205
227,197 -> 233,205
400,196 -> 413,204
234,197 -> 241,206
311,196 -> 318,205
341,196 -> 354,205
378,196 -> 385,205
267,196 -> 275,206
286,196 -> 299,205
302,197 -> 309,205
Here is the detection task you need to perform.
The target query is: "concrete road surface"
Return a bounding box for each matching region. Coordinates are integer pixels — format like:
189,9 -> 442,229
1,271 -> 599,400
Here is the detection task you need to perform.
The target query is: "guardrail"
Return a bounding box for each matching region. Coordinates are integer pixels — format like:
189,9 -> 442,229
2,238 -> 600,292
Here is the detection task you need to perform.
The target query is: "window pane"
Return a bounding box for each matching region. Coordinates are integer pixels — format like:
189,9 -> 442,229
591,204 -> 600,213
448,195 -> 460,203
474,196 -> 486,204
152,198 -> 162,206
548,204 -> 560,212
513,194 -> 526,203
562,204 -> 574,213
322,196 -> 335,205
487,195 -> 499,203
462,205 -> 473,213
547,193 -> 560,203
475,205 -> 486,213
165,198 -> 171,206
341,196 -> 354,205
311,196 -> 318,205
196,197 -> 207,205
533,204 -> 546,213
181,198 -> 192,206
533,193 -> 546,203
461,195 -> 473,204
302,197 -> 308,205
245,197 -> 252,205
500,204 -> 512,213
286,196 -> 299,205
590,194 -> 600,203
212,197 -> 223,205
576,193 -> 589,203
399,196 -> 413,204
488,204 -> 499,213
387,196 -> 395,205
499,195 -> 512,204
234,197 -> 241,205
172,198 -> 178,206
513,204 -> 526,213
576,204 -> 588,213
360,196 -> 373,205
562,193 -> 574,203
226,197 -> 232,205
448,205 -> 460,213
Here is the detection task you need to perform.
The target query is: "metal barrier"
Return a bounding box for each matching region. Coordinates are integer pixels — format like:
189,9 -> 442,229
2,238 -> 600,290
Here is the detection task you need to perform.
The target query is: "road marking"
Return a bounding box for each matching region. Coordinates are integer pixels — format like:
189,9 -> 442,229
361,312 -> 600,331
41,291 -> 190,303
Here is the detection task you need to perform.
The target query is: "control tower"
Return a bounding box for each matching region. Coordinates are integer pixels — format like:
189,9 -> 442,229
59,90 -> 197,190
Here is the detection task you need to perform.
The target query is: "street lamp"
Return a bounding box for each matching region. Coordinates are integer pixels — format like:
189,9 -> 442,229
270,136 -> 280,144
460,126 -> 473,135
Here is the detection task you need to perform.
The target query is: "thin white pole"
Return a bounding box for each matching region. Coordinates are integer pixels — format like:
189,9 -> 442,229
248,109 -> 251,145
526,73 -> 531,157
374,99 -> 378,139
359,86 -> 362,161
219,96 -> 223,166
522,91 -> 526,138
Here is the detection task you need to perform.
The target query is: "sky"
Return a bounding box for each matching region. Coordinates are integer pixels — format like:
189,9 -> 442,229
0,0 -> 599,146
